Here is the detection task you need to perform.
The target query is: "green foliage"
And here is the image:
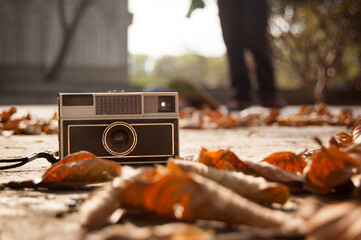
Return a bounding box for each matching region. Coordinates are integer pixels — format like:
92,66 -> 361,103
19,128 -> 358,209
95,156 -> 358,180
129,54 -> 167,87
269,0 -> 361,101
186,0 -> 205,18
131,54 -> 229,89
130,71 -> 167,88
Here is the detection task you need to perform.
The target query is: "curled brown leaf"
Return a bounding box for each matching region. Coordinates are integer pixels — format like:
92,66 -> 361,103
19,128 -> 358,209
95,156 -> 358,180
306,201 -> 361,240
81,165 -> 296,229
168,159 -> 290,204
80,167 -> 151,229
42,151 -> 121,184
353,118 -> 361,144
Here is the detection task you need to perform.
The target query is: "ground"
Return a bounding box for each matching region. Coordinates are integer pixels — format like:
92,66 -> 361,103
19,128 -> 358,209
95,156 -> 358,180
0,105 -> 360,240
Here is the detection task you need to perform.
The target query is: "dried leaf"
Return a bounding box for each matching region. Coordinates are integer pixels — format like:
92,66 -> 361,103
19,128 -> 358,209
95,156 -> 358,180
336,108 -> 354,127
353,118 -> 361,144
335,132 -> 353,147
306,201 -> 361,240
344,144 -> 361,165
80,164 -> 301,230
80,166 -> 152,229
42,151 -> 121,184
197,148 -> 304,187
340,119 -> 361,163
261,152 -> 307,173
264,108 -> 279,125
0,107 -> 59,135
168,159 -> 290,204
41,112 -> 59,134
0,107 -> 17,123
205,110 -> 223,119
241,159 -> 304,186
215,113 -> 240,128
120,169 -> 294,227
198,147 -> 248,171
179,105 -> 357,129
304,147 -> 361,194
1,120 -> 18,133
55,151 -> 96,164
296,105 -> 309,116
90,223 -> 213,240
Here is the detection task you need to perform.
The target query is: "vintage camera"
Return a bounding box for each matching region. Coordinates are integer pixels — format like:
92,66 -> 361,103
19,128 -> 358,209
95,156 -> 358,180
58,92 -> 179,164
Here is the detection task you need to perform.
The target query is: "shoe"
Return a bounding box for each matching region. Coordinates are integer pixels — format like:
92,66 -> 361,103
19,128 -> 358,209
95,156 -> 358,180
261,95 -> 287,108
227,98 -> 251,111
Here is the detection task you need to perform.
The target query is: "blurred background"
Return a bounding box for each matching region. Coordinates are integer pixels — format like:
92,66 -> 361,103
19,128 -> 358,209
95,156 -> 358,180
0,0 -> 360,105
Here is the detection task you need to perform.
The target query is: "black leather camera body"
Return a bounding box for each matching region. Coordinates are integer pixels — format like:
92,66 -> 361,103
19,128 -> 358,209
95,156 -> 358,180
58,92 -> 179,164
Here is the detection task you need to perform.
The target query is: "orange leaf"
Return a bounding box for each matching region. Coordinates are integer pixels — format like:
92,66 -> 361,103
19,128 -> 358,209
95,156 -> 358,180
217,116 -> 240,128
261,152 -> 307,173
353,118 -> 361,144
1,119 -> 22,133
264,108 -> 279,125
198,147 -> 248,171
241,159 -> 304,184
120,170 -> 292,227
58,151 -> 97,164
42,151 -> 121,184
144,174 -> 198,220
169,159 -> 290,204
296,105 -> 309,116
205,110 -> 223,120
0,107 -> 17,123
121,172 -> 200,220
336,132 -> 353,147
305,147 -> 360,193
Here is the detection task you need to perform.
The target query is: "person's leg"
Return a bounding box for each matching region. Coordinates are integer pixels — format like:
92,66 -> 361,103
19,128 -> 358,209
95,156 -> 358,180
244,0 -> 286,107
244,0 -> 276,98
218,0 -> 252,104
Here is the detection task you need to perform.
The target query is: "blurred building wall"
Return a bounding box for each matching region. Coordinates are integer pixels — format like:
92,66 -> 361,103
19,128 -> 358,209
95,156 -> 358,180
0,0 -> 131,84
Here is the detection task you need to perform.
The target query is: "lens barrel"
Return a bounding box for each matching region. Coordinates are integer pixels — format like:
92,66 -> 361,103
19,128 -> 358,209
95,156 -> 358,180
102,122 -> 137,155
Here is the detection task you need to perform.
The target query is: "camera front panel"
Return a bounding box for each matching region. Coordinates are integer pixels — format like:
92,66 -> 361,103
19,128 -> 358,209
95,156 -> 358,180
61,119 -> 178,164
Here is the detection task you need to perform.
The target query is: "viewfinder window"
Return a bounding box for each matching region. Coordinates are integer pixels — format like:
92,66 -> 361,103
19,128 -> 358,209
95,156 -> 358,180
62,94 -> 93,106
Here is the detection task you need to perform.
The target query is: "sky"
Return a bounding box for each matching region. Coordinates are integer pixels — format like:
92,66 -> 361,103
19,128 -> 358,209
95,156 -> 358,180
128,0 -> 226,59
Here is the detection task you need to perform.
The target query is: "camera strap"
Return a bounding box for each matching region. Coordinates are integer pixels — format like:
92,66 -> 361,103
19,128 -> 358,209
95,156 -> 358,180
0,152 -> 59,170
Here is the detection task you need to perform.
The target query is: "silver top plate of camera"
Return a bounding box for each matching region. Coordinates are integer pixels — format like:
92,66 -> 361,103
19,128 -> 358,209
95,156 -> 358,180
59,92 -> 178,120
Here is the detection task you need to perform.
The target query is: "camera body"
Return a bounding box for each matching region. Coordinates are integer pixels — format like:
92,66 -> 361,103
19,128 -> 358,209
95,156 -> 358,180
58,92 -> 179,164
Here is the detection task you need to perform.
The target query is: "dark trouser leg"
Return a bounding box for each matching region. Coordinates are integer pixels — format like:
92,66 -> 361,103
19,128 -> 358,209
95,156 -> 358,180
249,35 -> 277,97
244,0 -> 277,98
218,0 -> 251,100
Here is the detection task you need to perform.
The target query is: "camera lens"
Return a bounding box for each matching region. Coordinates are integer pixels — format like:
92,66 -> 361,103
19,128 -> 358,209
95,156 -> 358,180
102,122 -> 137,155
111,130 -> 129,148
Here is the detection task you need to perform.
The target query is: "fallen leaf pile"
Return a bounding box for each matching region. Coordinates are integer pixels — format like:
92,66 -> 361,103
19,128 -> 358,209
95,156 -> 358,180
79,164 -> 296,231
80,118 -> 361,238
0,107 -> 58,135
1,106 -> 361,238
0,104 -> 358,135
180,103 -> 358,129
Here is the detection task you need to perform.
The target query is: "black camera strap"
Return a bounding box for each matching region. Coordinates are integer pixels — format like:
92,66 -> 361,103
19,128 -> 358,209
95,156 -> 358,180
0,152 -> 59,170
